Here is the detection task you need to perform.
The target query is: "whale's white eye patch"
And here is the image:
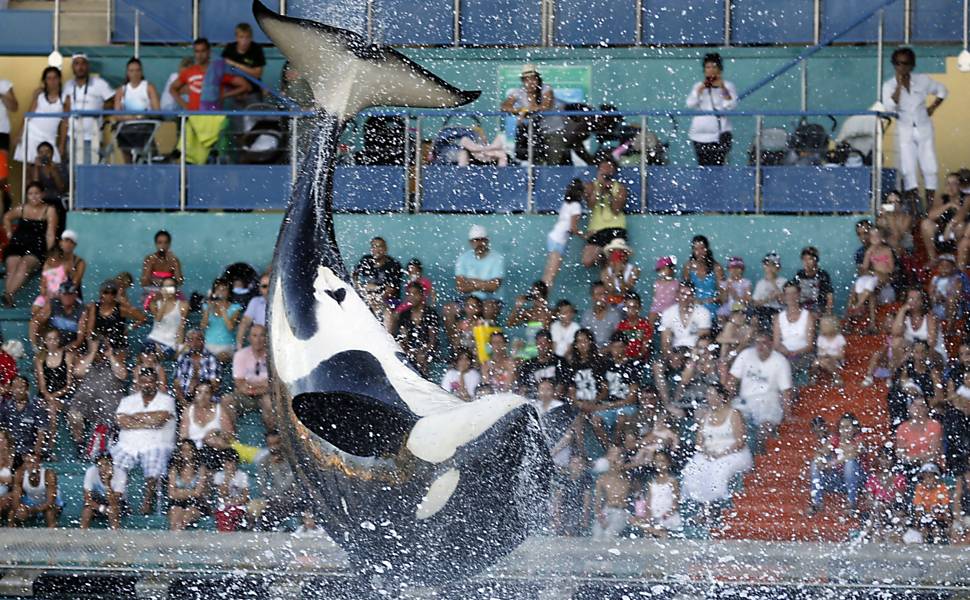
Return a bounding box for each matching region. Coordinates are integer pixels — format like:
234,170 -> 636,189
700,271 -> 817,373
416,468 -> 460,520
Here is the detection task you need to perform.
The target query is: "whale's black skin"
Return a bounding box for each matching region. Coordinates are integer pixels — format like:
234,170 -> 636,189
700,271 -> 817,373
254,2 -> 553,586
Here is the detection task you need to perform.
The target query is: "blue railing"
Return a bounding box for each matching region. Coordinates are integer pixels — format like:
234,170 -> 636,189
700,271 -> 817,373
22,107 -> 895,215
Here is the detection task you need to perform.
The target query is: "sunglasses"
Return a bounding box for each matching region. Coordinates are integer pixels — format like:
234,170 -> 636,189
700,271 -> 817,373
260,284 -> 269,289
893,61 -> 913,66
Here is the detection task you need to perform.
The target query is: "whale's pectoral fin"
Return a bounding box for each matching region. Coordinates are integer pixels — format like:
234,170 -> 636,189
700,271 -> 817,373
253,1 -> 480,120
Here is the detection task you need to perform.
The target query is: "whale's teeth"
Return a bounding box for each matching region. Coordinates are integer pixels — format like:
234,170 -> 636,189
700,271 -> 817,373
416,469 -> 460,520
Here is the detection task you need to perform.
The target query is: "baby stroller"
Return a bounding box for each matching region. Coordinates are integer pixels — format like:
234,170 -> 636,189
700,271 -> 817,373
237,103 -> 287,164
784,116 -> 836,166
429,116 -> 486,165
748,127 -> 789,166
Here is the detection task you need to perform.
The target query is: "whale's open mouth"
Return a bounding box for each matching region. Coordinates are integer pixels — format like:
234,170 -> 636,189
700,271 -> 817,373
292,391 -> 416,457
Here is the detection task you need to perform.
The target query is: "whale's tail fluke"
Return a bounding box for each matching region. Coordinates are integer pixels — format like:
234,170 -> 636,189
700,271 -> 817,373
252,0 -> 480,120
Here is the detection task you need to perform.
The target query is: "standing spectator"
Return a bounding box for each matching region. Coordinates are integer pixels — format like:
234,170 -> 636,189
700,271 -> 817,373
212,450 -> 250,532
482,332 -> 517,394
648,256 -> 679,323
580,157 -> 628,268
600,239 -> 639,306
790,246 -> 834,314
728,333 -> 794,448
34,329 -> 76,428
0,376 -> 49,461
581,282 -> 621,348
352,236 -> 403,315
180,381 -> 234,469
717,257 -> 752,322
2,181 -> 57,306
542,178 -> 585,288
200,279 -> 242,362
248,430 -> 301,532
773,282 -> 816,385
80,453 -> 124,529
13,66 -> 61,165
591,445 -> 631,540
0,72 -> 15,153
10,452 -> 61,528
550,300 -> 580,358
751,252 -> 786,330
686,52 -> 737,166
60,54 -> 115,165
517,330 -> 563,397
393,282 -> 441,377
882,48 -> 947,208
78,280 -> 146,360
236,272 -> 269,350
68,337 -> 127,455
146,278 -> 189,357
140,230 -> 185,291
112,368 -> 178,515
615,292 -> 652,366
30,282 -> 84,351
444,225 -> 506,338
170,38 -> 246,111
440,349 -> 480,401
174,329 -> 221,408
231,325 -> 271,428
506,281 -> 553,360
221,23 -> 266,107
167,441 -> 210,531
500,63 -> 554,163
682,235 -> 724,318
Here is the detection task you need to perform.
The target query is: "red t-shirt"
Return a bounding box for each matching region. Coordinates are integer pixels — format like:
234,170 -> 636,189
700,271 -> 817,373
616,316 -> 653,361
177,65 -> 234,111
0,351 -> 17,386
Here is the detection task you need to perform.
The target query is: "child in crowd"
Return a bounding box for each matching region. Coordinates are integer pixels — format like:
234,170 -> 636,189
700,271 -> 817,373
592,445 -> 631,540
849,226 -> 895,331
648,256 -> 679,323
398,258 -> 435,312
912,462 -> 951,544
600,239 -> 639,307
862,333 -> 907,387
717,256 -> 751,323
615,292 -> 653,366
449,296 -> 486,357
751,252 -> 786,331
791,246 -> 834,314
551,454 -> 592,536
542,178 -> 585,289
814,315 -> 847,387
440,349 -> 481,401
213,450 -> 250,532
929,254 -> 969,324
627,404 -> 680,472
550,300 -> 580,358
630,451 -> 681,538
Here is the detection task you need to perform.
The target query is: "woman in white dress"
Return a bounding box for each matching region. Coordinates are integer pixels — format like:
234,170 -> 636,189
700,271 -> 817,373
681,384 -> 753,519
13,66 -> 63,164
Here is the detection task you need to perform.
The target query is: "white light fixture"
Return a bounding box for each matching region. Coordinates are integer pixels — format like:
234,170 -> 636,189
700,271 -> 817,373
47,50 -> 63,68
958,49 -> 970,73
960,0 -> 970,72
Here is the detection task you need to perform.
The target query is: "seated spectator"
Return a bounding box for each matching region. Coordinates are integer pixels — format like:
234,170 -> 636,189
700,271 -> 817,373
221,23 -> 266,106
653,283 -> 712,406
506,281 -> 553,360
201,278 -> 243,362
861,446 -> 906,531
581,157 -> 628,268
236,272 -> 269,350
615,292 -> 652,367
852,219 -> 873,270
581,282 -> 621,348
112,57 -> 161,163
751,252 -> 785,331
808,413 -> 864,515
174,329 -> 222,408
146,278 -> 188,358
626,404 -> 680,472
950,465 -> 970,545
672,339 -> 720,417
136,350 -> 169,394
717,257 -> 751,323
773,282 -> 816,385
716,311 -> 754,374
600,334 -> 640,438
921,172 -> 966,262
648,256 -> 679,323
530,378 -> 567,420
887,342 -> 942,428
440,349 -> 480,401
31,231 -> 84,314
180,382 -> 234,469
630,451 -> 682,538
448,296 -> 485,357
550,300 -> 580,359
401,259 -> 435,309
78,279 -> 147,361
942,371 -> 970,477
682,235 -> 724,319
456,128 -> 508,166
516,330 -> 562,397
352,236 -> 403,318
0,431 -> 12,522
248,430 -> 302,532
140,230 -> 184,291
895,398 -> 943,487
893,289 -> 946,362
31,140 -> 68,215
112,368 -> 177,515
542,178 -> 585,288
551,454 -> 592,536
10,451 -> 61,528
481,332 -> 517,394
912,462 -> 951,544
728,333 -> 793,448
1,376 -> 49,463
591,445 -> 631,540
790,246 -> 834,314
30,282 -> 84,351
862,333 -> 907,388
444,225 -> 506,339
812,316 -> 847,387
393,282 -> 441,377
231,325 -> 271,428
929,254 -> 970,327
680,384 -> 753,523
167,441 -> 210,531
2,181 -> 57,306
561,329 -> 610,453
34,329 -> 76,427
877,191 -> 914,255
212,449 -> 250,532
80,453 -> 125,530
69,336 -> 127,455
849,227 -> 895,329
600,239 -> 639,306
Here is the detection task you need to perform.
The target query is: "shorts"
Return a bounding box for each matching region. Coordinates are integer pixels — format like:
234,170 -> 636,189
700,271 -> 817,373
733,394 -> 783,427
854,274 -> 879,294
171,496 -> 210,514
111,444 -> 173,480
23,493 -> 64,509
586,228 -> 626,248
546,236 -> 567,255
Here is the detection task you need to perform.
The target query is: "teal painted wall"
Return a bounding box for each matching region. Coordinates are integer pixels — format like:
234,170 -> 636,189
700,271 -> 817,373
66,212 -> 862,313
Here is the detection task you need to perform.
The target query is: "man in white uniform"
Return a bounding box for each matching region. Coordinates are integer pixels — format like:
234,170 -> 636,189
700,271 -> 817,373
728,333 -> 793,449
60,53 -> 115,165
0,77 -> 18,153
881,47 -> 946,207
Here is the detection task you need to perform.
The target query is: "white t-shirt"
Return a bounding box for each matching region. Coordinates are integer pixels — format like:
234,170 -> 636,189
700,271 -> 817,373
816,333 -> 847,359
63,76 -> 115,140
115,391 -> 177,451
753,276 -> 787,310
440,368 -> 481,398
729,347 -> 792,426
243,296 -> 267,327
659,304 -> 712,349
83,465 -> 127,500
550,320 -> 580,357
547,201 -> 583,246
213,469 -> 249,500
0,80 -> 12,134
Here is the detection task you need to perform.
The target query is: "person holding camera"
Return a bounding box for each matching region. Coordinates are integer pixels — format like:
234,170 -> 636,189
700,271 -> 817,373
581,156 -> 628,269
686,52 -> 738,166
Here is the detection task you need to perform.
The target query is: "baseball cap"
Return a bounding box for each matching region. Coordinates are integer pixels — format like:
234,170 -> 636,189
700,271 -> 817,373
603,238 -> 632,256
920,462 -> 941,475
655,255 -> 676,271
520,63 -> 539,77
468,224 -> 488,240
71,53 -> 88,62
61,229 -> 78,243
938,254 -> 956,264
728,256 -> 745,269
763,252 -> 781,267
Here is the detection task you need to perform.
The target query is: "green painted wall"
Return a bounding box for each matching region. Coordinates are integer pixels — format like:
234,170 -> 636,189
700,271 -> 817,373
65,212 -> 862,313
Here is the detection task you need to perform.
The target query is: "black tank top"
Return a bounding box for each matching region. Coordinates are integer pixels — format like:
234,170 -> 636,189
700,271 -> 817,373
93,303 -> 126,349
42,351 -> 69,395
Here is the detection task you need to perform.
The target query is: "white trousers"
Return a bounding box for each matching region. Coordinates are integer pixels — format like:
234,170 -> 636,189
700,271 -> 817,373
896,121 -> 938,191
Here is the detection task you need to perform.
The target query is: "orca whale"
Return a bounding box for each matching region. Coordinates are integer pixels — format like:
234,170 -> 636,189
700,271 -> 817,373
252,1 -> 553,585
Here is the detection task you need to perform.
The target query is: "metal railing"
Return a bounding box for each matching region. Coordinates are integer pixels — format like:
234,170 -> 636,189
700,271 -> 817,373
19,107 -> 895,215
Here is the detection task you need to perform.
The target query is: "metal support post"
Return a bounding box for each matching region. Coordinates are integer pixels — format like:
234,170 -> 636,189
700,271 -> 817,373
526,118 -> 535,212
812,0 -> 821,44
192,0 -> 199,39
105,0 -> 112,44
876,9 -> 885,105
53,0 -> 61,51
800,61 -> 808,111
453,0 -> 461,47
279,0 -> 286,16
366,0 -> 374,44
21,122 -> 29,203
290,116 -> 298,185
903,0 -> 911,44
724,0 -> 732,46
639,116 -> 647,213
402,115 -> 411,212
874,115 -> 884,214
179,115 -> 187,211
134,10 -> 141,59
68,116 -> 75,210
413,116 -> 423,212
635,0 -> 643,46
754,116 -> 763,213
